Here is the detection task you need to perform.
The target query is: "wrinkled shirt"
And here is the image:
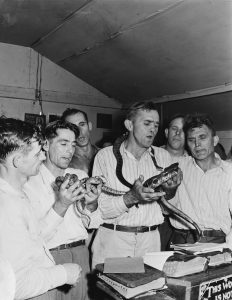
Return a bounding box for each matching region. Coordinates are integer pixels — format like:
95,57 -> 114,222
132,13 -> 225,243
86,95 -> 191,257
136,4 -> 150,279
170,156 -> 232,234
92,143 -> 173,226
0,178 -> 67,299
24,164 -> 102,249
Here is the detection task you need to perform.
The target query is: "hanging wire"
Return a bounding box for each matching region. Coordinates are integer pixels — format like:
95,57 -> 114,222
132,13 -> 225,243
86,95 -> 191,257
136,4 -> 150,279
35,52 -> 44,115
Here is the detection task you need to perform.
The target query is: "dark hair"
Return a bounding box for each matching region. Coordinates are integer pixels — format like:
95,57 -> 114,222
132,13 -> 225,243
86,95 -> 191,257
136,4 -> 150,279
166,114 -> 185,129
184,113 -> 216,136
0,118 -> 44,161
45,120 -> 80,140
61,108 -> 88,123
126,101 -> 159,121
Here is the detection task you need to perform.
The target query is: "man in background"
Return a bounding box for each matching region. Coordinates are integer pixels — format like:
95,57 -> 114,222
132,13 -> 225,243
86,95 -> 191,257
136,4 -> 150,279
61,108 -> 99,176
159,114 -> 188,250
162,114 -> 188,162
24,120 -> 102,300
0,118 -> 81,300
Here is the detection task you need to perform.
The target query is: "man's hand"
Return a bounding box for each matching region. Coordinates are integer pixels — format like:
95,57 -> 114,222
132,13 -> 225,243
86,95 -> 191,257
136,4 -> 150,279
123,175 -> 165,208
62,263 -> 82,286
161,167 -> 183,200
84,177 -> 102,212
53,177 -> 86,217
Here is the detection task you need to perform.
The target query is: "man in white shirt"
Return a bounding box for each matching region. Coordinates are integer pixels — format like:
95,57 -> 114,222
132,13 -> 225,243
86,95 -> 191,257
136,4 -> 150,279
24,120 -> 101,300
0,118 -> 81,300
169,113 -> 232,245
91,101 -> 182,267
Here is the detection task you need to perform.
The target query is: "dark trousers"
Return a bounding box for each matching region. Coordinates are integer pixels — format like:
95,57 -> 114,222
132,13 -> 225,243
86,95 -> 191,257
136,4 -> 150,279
169,228 -> 226,247
159,216 -> 174,251
51,244 -> 90,300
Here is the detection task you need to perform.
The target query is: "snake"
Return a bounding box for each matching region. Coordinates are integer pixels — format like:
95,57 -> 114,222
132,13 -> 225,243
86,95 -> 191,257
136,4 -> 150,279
55,134 -> 202,240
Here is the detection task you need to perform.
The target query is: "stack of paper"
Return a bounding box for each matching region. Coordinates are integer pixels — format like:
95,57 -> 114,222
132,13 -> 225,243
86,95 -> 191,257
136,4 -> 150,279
171,242 -> 228,255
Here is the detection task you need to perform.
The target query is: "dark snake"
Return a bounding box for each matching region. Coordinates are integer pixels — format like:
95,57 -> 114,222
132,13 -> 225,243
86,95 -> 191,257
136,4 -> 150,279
55,134 -> 202,240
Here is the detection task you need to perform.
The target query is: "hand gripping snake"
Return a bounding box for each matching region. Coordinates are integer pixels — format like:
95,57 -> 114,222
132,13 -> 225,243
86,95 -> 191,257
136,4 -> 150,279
55,134 -> 202,241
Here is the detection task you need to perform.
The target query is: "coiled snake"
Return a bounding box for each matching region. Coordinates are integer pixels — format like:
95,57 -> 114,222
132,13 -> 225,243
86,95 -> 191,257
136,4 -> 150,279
55,134 -> 202,240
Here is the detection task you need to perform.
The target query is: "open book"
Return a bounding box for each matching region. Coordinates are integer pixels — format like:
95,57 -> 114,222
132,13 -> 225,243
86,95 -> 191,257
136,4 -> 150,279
96,263 -> 165,299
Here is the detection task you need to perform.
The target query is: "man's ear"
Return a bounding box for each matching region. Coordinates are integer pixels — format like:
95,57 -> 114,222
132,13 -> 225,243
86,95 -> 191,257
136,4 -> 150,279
165,128 -> 168,139
12,154 -> 22,169
124,119 -> 133,132
88,121 -> 92,131
213,135 -> 219,147
43,140 -> 49,152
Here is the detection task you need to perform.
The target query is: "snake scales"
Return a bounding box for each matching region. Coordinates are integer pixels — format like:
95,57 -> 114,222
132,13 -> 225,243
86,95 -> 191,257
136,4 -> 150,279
55,134 -> 202,240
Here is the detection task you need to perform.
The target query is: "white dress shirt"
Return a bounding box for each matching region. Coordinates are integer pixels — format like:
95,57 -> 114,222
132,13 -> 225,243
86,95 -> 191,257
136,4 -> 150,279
24,164 -> 101,249
170,155 -> 232,234
0,178 -> 67,299
92,143 -> 173,226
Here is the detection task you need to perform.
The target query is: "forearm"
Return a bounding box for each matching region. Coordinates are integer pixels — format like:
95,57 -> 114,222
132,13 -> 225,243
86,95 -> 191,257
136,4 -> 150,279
15,265 -> 67,299
39,208 -> 63,242
99,194 -> 128,219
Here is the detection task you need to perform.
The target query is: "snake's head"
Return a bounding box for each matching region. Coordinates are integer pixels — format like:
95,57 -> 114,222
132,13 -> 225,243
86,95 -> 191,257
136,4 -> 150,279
55,173 -> 79,190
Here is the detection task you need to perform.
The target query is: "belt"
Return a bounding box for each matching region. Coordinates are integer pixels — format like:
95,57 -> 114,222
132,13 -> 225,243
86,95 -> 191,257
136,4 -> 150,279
50,240 -> 85,251
101,223 -> 158,233
174,228 -> 225,238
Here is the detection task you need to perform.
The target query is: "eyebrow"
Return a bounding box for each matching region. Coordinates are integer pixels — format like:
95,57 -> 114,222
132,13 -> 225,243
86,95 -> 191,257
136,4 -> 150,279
57,138 -> 76,143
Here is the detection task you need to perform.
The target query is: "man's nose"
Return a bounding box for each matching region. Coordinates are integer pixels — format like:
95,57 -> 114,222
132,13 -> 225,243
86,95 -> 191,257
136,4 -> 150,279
175,129 -> 183,135
195,139 -> 200,147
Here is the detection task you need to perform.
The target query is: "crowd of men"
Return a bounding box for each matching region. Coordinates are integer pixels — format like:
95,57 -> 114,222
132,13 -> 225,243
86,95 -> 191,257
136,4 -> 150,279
1,102 -> 232,300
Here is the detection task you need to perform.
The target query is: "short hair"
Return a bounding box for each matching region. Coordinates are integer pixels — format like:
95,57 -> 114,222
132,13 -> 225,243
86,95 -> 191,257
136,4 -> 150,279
184,113 -> 216,136
166,114 -> 185,129
61,108 -> 88,123
45,120 -> 80,140
126,101 -> 159,121
0,118 -> 44,161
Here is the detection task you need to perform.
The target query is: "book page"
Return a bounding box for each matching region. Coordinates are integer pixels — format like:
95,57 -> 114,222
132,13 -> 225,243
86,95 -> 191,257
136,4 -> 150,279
143,252 -> 174,271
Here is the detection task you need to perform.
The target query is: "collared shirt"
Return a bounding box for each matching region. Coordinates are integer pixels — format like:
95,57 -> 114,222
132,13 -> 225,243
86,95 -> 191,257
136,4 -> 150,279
92,143 -> 173,226
24,164 -> 96,249
0,178 -> 66,299
160,145 -> 189,163
170,156 -> 232,234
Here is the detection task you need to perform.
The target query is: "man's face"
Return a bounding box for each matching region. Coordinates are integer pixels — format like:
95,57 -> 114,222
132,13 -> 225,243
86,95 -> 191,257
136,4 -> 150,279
19,140 -> 46,177
166,117 -> 185,151
187,124 -> 217,160
46,128 -> 76,169
129,109 -> 159,149
65,113 -> 91,147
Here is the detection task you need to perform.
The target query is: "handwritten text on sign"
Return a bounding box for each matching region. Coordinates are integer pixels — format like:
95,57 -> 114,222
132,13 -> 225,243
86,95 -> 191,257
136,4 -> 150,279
199,275 -> 232,300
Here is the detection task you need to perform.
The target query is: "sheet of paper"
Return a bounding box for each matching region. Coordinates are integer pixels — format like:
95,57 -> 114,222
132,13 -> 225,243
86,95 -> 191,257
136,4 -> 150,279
103,257 -> 145,273
143,251 -> 174,271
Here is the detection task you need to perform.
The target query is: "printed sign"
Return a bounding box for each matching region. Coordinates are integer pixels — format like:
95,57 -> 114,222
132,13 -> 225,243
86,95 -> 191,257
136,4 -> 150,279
199,275 -> 232,300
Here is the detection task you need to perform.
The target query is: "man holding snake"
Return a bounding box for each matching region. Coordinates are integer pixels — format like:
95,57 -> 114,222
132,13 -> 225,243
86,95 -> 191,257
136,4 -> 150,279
24,120 -> 102,300
91,101 -> 182,267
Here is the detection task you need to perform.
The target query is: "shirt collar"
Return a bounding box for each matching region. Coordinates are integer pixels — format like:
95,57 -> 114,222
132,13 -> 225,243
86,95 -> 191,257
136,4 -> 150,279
191,153 -> 226,172
121,141 -> 151,160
